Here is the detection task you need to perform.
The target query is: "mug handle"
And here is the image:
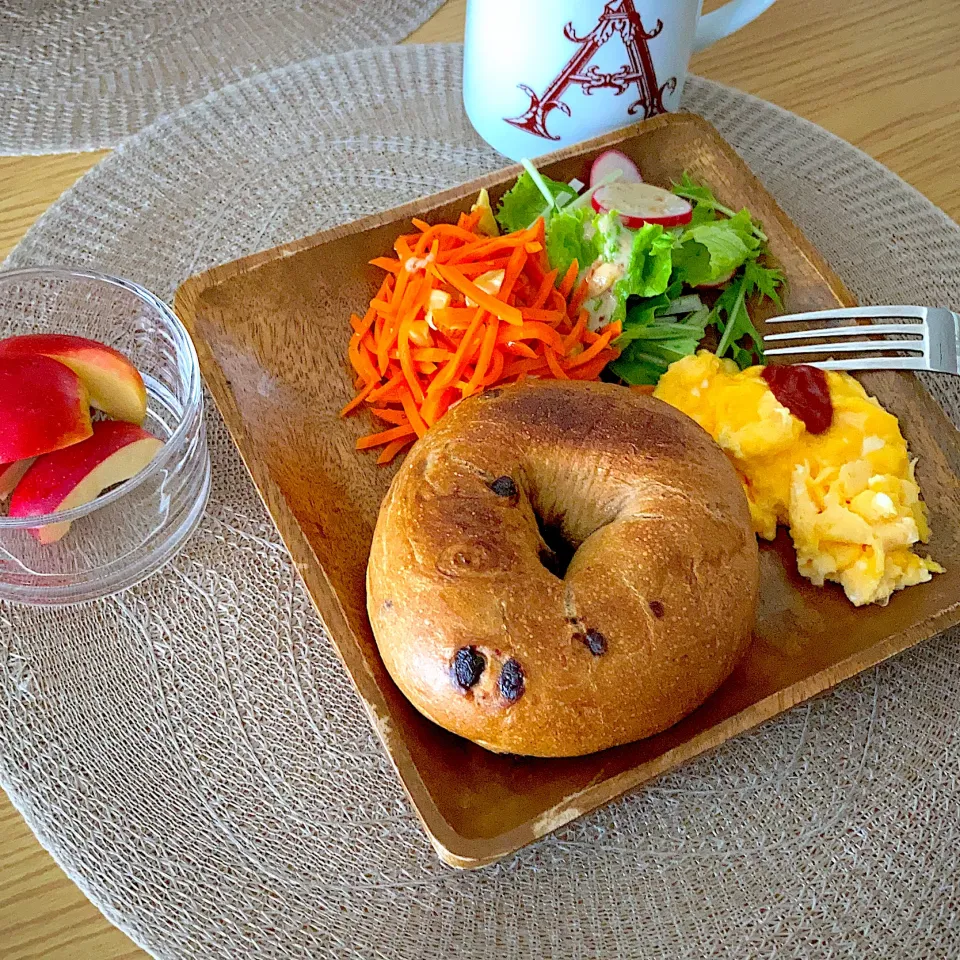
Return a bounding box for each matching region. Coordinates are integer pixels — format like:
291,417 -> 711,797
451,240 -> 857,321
693,0 -> 779,52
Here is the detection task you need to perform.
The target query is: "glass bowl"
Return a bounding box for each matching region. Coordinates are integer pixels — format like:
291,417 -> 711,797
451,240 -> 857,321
0,267 -> 211,605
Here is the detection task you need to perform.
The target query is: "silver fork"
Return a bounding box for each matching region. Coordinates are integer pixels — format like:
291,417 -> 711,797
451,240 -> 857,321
762,305 -> 960,374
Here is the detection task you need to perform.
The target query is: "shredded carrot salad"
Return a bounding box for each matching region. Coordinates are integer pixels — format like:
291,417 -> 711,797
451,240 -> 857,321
341,209 -> 622,463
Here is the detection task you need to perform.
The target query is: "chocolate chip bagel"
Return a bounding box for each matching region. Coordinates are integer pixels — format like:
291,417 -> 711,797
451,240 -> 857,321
367,379 -> 758,757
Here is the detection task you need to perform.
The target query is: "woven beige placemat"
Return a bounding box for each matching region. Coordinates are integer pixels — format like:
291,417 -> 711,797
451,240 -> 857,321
0,0 -> 443,154
3,44 -> 960,960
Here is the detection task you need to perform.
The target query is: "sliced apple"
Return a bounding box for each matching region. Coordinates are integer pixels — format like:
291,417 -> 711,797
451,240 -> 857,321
9,420 -> 163,544
0,459 -> 35,501
0,333 -> 147,424
0,355 -> 93,463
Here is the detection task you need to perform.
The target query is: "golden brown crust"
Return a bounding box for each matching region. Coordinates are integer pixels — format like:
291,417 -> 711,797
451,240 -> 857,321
367,380 -> 758,757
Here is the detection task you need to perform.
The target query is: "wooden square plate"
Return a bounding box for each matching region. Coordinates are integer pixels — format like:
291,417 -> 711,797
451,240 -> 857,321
175,113 -> 960,868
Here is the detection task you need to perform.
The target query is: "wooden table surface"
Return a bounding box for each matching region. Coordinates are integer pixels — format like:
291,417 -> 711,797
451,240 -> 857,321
1,0 -> 958,956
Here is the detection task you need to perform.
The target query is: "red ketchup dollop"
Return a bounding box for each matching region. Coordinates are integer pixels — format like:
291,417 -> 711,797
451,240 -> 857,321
761,364 -> 834,434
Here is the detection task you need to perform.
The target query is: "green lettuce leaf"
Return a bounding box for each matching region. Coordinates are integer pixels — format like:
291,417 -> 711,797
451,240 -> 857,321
576,218 -> 676,325
690,209 -> 760,264
628,224 -> 676,297
610,331 -> 707,385
495,171 -> 578,234
607,224 -> 675,321
544,207 -> 599,279
610,279 -> 706,385
670,241 -> 711,286
674,210 -> 760,286
608,350 -> 671,386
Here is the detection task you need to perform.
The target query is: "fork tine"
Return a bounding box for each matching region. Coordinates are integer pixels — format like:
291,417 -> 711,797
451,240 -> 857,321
812,356 -> 927,371
764,323 -> 922,342
765,339 -> 925,357
764,305 -> 929,325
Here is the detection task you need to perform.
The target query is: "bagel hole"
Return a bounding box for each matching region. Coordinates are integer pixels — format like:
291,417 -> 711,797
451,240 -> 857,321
536,516 -> 577,579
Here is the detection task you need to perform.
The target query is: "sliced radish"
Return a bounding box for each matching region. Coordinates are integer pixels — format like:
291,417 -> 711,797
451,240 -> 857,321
589,150 -> 642,188
592,182 -> 693,228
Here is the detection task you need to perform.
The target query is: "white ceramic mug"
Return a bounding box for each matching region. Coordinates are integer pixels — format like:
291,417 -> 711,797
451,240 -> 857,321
464,0 -> 778,160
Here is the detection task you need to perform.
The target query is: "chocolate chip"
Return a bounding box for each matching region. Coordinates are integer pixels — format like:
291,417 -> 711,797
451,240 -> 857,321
649,600 -> 665,619
489,475 -> 518,498
453,646 -> 486,689
381,599 -> 394,614
581,629 -> 608,656
498,658 -> 525,702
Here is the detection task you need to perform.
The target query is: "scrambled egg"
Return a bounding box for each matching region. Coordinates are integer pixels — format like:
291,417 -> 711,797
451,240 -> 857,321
654,352 -> 943,606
